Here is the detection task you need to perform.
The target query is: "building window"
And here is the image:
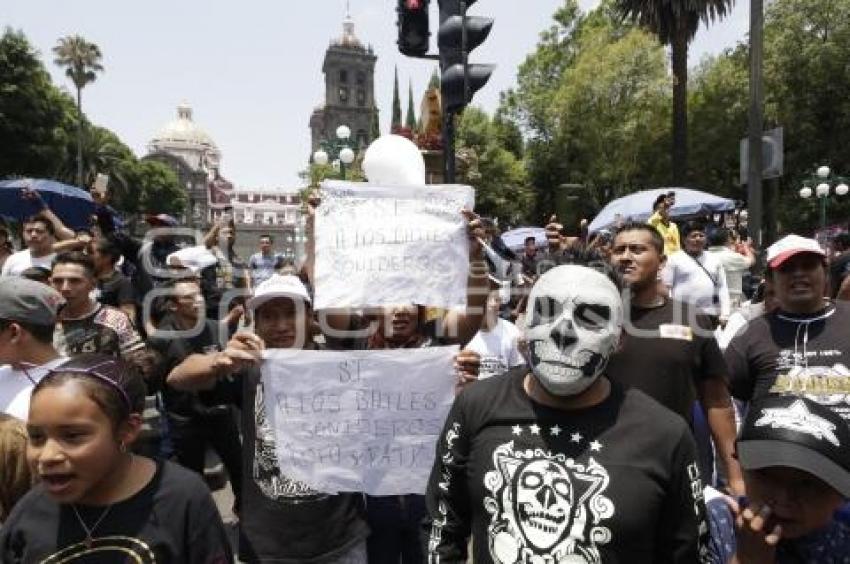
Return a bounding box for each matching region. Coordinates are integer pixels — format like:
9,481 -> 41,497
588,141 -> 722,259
339,87 -> 349,104
356,71 -> 365,85
339,69 -> 348,83
357,89 -> 366,106
356,130 -> 368,147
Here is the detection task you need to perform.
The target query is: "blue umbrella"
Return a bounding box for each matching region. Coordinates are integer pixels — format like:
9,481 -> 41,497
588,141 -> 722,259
0,178 -> 102,230
588,187 -> 736,233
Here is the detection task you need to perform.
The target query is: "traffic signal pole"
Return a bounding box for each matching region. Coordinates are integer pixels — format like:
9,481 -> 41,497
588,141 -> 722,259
397,0 -> 493,184
441,1 -> 468,184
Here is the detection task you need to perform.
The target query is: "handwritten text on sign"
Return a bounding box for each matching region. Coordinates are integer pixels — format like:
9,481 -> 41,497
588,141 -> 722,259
261,346 -> 458,495
314,181 -> 475,309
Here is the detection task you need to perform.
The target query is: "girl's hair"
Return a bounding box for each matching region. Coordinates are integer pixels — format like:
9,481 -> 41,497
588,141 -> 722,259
31,354 -> 146,428
0,414 -> 32,522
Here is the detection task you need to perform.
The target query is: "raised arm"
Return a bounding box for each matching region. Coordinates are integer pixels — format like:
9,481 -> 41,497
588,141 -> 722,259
167,332 -> 263,391
440,211 -> 488,347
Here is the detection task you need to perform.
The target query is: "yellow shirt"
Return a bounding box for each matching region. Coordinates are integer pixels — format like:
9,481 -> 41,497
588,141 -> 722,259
647,212 -> 681,256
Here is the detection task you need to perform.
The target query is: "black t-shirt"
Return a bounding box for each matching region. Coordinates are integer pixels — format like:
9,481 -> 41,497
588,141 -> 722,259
725,301 -> 850,420
238,363 -> 369,562
425,369 -> 709,563
0,460 -> 232,563
830,253 -> 850,298
148,316 -> 239,416
605,299 -> 728,424
96,271 -> 136,308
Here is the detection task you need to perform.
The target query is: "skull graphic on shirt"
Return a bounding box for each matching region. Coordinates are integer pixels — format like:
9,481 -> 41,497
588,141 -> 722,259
484,442 -> 614,563
524,265 -> 623,397
514,459 -> 574,550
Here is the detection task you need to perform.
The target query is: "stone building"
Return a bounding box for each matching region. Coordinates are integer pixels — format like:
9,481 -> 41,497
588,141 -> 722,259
146,103 -> 219,228
309,12 -> 378,154
145,103 -> 302,260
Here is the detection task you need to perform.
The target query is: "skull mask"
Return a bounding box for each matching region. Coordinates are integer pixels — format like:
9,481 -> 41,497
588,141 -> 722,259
524,265 -> 623,396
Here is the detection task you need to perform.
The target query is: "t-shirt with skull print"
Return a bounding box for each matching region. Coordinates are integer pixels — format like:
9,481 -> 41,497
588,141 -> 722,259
425,368 -> 710,563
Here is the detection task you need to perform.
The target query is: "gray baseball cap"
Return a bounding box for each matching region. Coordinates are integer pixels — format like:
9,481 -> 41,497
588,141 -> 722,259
0,277 -> 65,325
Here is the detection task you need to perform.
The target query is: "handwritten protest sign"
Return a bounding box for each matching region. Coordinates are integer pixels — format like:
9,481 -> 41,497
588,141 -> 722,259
314,180 -> 475,309
260,346 -> 458,495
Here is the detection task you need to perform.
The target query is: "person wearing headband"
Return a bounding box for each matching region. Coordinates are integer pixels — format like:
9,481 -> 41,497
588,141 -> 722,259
0,353 -> 232,561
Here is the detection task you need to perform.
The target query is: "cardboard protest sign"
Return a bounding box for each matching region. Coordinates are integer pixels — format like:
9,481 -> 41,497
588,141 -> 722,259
314,181 -> 475,309
260,346 -> 458,495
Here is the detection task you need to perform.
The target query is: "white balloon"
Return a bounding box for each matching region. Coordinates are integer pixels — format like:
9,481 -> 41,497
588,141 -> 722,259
362,135 -> 426,186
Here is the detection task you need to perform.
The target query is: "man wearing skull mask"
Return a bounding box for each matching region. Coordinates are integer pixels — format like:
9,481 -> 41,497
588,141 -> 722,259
425,253 -> 710,563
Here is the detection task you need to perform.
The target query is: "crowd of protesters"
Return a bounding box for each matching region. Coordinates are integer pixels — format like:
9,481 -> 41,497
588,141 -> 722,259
0,181 -> 848,564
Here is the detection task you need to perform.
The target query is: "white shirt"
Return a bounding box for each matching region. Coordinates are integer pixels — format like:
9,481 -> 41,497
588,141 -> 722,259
663,250 -> 731,318
0,357 -> 67,420
466,318 -> 525,379
0,249 -> 56,277
707,246 -> 753,301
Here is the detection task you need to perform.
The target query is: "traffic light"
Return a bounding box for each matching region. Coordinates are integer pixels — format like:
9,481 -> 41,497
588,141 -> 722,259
397,0 -> 431,57
437,0 -> 494,113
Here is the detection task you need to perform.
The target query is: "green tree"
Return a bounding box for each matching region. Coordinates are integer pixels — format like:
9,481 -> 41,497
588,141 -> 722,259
127,160 -> 186,215
612,0 -> 733,185
53,34 -> 104,189
685,0 -> 850,233
391,66 -> 402,131
457,108 -> 534,225
688,46 -> 749,198
501,5 -> 670,221
406,79 -> 417,130
0,29 -> 77,179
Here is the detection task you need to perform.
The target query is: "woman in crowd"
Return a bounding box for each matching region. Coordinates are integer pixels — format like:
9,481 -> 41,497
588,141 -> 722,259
0,354 -> 232,562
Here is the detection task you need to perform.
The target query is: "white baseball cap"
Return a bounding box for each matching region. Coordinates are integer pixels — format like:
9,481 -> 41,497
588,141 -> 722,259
766,234 -> 826,269
248,274 -> 312,310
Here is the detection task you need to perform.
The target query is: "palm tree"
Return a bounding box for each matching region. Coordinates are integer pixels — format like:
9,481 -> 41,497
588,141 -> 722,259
613,0 -> 733,185
53,35 -> 104,189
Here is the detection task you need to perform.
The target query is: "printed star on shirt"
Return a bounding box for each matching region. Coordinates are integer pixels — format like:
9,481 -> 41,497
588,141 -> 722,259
590,440 -> 603,452
570,432 -> 582,443
550,425 -> 562,437
529,424 -> 541,435
512,425 -> 522,436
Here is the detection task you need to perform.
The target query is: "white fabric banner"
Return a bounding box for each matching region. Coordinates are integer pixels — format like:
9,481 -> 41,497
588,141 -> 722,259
314,181 -> 475,309
260,346 -> 459,495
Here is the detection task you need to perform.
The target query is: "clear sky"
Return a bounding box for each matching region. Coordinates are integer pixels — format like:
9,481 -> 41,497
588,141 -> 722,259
6,0 -> 749,190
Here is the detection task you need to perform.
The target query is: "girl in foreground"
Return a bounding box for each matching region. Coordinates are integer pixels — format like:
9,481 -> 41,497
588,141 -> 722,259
0,353 -> 232,563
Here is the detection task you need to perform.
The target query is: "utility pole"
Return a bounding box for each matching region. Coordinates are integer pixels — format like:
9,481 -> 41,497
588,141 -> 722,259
748,0 -> 764,255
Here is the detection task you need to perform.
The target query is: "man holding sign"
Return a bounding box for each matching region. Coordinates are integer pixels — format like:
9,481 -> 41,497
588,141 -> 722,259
168,274 -> 371,562
165,195 -> 487,563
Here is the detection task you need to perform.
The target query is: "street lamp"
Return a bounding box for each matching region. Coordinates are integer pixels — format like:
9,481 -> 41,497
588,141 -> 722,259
312,124 -> 356,180
799,165 -> 848,230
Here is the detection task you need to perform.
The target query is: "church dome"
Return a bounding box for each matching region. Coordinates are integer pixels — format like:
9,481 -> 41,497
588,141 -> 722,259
148,103 -> 221,173
151,103 -> 218,149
